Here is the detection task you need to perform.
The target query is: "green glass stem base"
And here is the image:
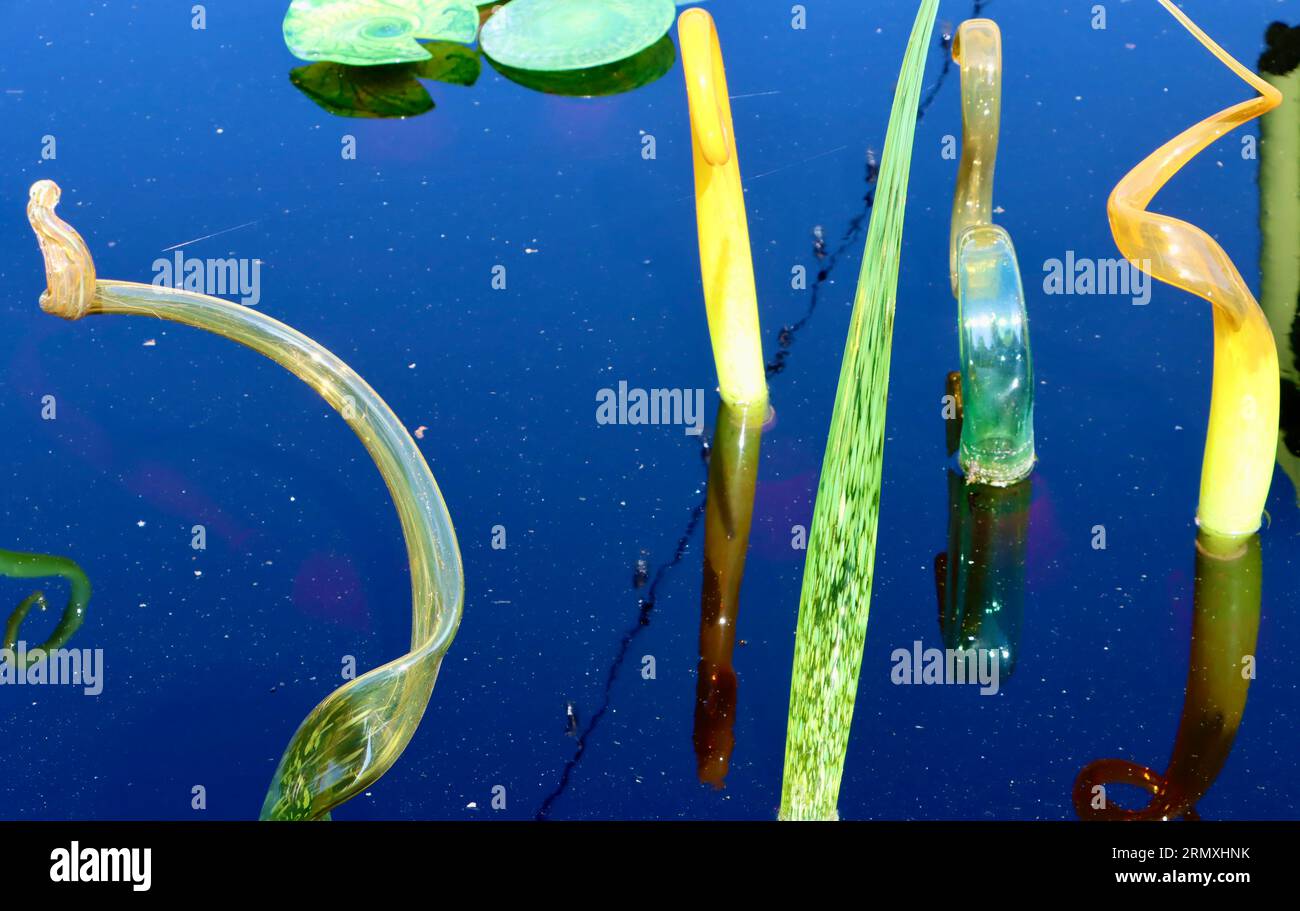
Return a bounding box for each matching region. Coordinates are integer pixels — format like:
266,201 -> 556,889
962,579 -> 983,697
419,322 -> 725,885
956,224 -> 1035,487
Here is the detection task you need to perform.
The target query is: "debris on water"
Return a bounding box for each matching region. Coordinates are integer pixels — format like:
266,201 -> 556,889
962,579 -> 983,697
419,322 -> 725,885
812,224 -> 827,259
414,425 -> 428,439
142,338 -> 157,347
565,700 -> 579,736
632,555 -> 649,588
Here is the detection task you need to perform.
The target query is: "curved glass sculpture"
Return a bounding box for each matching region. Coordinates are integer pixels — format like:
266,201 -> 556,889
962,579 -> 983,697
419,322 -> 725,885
26,180 -> 465,821
1259,23 -> 1300,506
481,0 -> 675,73
956,225 -> 1034,485
1,548 -> 91,667
679,8 -> 768,413
949,19 -> 1033,486
781,0 -> 939,822
1109,0 -> 1282,538
694,400 -> 763,788
1073,531 -> 1260,820
934,469 -> 1028,680
283,0 -> 479,66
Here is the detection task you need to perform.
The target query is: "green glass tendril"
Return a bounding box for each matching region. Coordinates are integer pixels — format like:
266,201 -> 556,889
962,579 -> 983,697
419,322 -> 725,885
1,548 -> 92,667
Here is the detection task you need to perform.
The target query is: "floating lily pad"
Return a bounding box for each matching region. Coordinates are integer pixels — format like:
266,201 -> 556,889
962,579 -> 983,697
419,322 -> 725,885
487,33 -> 675,96
290,42 -> 481,118
284,0 -> 481,66
480,0 -> 675,72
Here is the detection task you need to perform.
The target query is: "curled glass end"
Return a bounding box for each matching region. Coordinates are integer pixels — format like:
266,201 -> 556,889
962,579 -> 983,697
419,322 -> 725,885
956,224 -> 1034,486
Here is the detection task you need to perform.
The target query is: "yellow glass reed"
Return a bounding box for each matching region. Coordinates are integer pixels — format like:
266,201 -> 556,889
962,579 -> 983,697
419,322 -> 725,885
679,8 -> 768,414
1109,0 -> 1282,537
949,18 -> 1001,298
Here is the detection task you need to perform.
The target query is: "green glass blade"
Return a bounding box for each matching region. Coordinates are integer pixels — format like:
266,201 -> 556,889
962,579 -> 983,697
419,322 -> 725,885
780,0 -> 939,822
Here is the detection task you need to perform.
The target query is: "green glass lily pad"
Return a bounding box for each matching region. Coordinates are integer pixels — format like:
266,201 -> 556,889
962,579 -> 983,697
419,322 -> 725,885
487,33 -> 674,96
480,0 -> 675,72
290,42 -> 481,118
283,0 -> 481,66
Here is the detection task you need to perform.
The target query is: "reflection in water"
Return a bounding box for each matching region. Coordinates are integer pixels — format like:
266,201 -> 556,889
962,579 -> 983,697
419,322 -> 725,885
534,494 -> 706,819
486,34 -> 676,96
289,10 -> 676,117
1073,532 -> 1261,820
289,41 -> 481,117
934,470 -> 1029,681
1259,22 -> 1300,505
540,0 -> 986,816
0,548 -> 92,667
694,401 -> 763,787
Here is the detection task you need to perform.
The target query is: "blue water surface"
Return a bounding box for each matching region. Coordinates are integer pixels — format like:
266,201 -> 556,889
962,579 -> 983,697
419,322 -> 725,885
1,0 -> 1297,820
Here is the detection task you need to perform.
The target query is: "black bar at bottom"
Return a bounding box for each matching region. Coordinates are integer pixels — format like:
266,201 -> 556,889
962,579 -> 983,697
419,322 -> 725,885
0,820 -> 1284,897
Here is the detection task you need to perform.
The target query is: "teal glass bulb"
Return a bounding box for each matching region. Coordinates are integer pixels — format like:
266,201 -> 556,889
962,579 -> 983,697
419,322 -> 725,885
955,224 -> 1035,486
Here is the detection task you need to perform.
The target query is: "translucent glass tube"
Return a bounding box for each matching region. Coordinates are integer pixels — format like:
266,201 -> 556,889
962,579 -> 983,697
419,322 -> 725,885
949,18 -> 1034,486
1109,0 -> 1282,538
955,225 -> 1035,485
26,180 -> 464,820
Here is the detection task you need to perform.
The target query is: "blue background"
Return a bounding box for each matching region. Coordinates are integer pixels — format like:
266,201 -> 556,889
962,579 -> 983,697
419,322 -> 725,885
1,0 -> 1297,819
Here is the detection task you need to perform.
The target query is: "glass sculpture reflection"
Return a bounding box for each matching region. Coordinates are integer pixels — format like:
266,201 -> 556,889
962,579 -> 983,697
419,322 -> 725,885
934,470 -> 1029,681
487,33 -> 676,96
1074,532 -> 1260,820
290,41 -> 481,117
1260,22 -> 1300,507
693,401 -> 762,787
